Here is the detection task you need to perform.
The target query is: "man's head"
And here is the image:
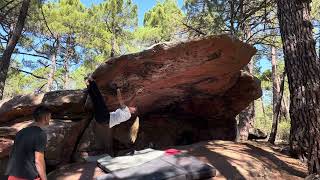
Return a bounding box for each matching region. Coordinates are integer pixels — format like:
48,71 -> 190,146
33,106 -> 51,126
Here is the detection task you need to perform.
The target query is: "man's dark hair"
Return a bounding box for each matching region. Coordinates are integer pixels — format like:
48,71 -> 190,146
33,106 -> 51,122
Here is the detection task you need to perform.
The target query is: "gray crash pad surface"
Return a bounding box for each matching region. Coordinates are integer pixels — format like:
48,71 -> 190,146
97,153 -> 216,180
97,149 -> 165,172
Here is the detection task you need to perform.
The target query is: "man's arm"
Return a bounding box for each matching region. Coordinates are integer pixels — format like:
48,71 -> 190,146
127,88 -> 143,106
34,131 -> 47,180
35,151 -> 47,180
117,88 -> 126,108
117,88 -> 144,108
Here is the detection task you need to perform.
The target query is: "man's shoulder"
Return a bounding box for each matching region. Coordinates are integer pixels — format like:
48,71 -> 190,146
18,126 -> 44,136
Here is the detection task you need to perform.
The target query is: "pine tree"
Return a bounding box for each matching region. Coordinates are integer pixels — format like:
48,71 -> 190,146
0,0 -> 31,99
277,0 -> 320,174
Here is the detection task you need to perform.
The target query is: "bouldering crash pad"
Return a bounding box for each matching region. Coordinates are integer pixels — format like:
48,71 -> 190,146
96,149 -> 216,180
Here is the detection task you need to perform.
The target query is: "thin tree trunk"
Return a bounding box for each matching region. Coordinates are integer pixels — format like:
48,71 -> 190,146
261,98 -> 267,126
281,93 -> 290,121
110,35 -> 115,57
229,0 -> 235,36
238,102 -> 255,141
277,0 -> 320,174
318,29 -> 320,58
46,53 -> 56,92
268,45 -> 280,144
269,71 -> 286,144
46,41 -> 59,92
238,59 -> 255,141
260,97 -> 266,120
63,36 -> 71,90
238,21 -> 255,141
63,56 -> 69,90
0,0 -> 30,100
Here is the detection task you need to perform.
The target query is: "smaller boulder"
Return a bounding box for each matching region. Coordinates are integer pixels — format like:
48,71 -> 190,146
0,90 -> 88,124
0,127 -> 17,139
0,138 -> 13,158
305,174 -> 320,180
248,128 -> 267,140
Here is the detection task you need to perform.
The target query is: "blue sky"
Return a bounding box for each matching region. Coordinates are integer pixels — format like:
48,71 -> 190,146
81,0 -> 184,26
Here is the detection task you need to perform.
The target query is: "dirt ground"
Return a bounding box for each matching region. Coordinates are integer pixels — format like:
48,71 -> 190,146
47,140 -> 307,180
183,140 -> 307,180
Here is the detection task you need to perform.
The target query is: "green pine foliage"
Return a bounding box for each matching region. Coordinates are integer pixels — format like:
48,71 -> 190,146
134,0 -> 184,48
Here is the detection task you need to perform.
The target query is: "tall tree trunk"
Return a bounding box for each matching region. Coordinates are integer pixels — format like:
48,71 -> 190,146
238,22 -> 255,141
238,102 -> 255,140
260,97 -> 266,120
46,41 -> 59,92
261,97 -> 267,126
229,0 -> 235,36
238,59 -> 255,141
318,36 -> 320,58
277,0 -> 320,174
0,0 -> 30,100
110,35 -> 115,57
63,56 -> 69,90
268,45 -> 280,144
281,93 -> 290,121
63,36 -> 71,90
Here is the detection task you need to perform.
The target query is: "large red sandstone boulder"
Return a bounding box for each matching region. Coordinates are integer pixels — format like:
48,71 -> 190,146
89,35 -> 261,148
92,35 -> 258,112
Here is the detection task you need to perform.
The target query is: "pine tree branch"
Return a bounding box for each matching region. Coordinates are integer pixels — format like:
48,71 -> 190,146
37,59 -> 50,68
181,21 -> 207,36
0,34 -> 8,42
37,83 -> 47,93
0,1 -> 22,24
13,51 -> 49,60
0,0 -> 15,11
40,5 -> 56,40
0,22 -> 9,35
238,0 -> 273,27
10,67 -> 47,80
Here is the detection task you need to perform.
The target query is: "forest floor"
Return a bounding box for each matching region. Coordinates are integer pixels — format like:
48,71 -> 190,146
182,140 -> 307,180
47,140 -> 307,180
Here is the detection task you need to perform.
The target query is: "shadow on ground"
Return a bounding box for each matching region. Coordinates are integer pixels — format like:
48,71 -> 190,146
184,141 -> 307,180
